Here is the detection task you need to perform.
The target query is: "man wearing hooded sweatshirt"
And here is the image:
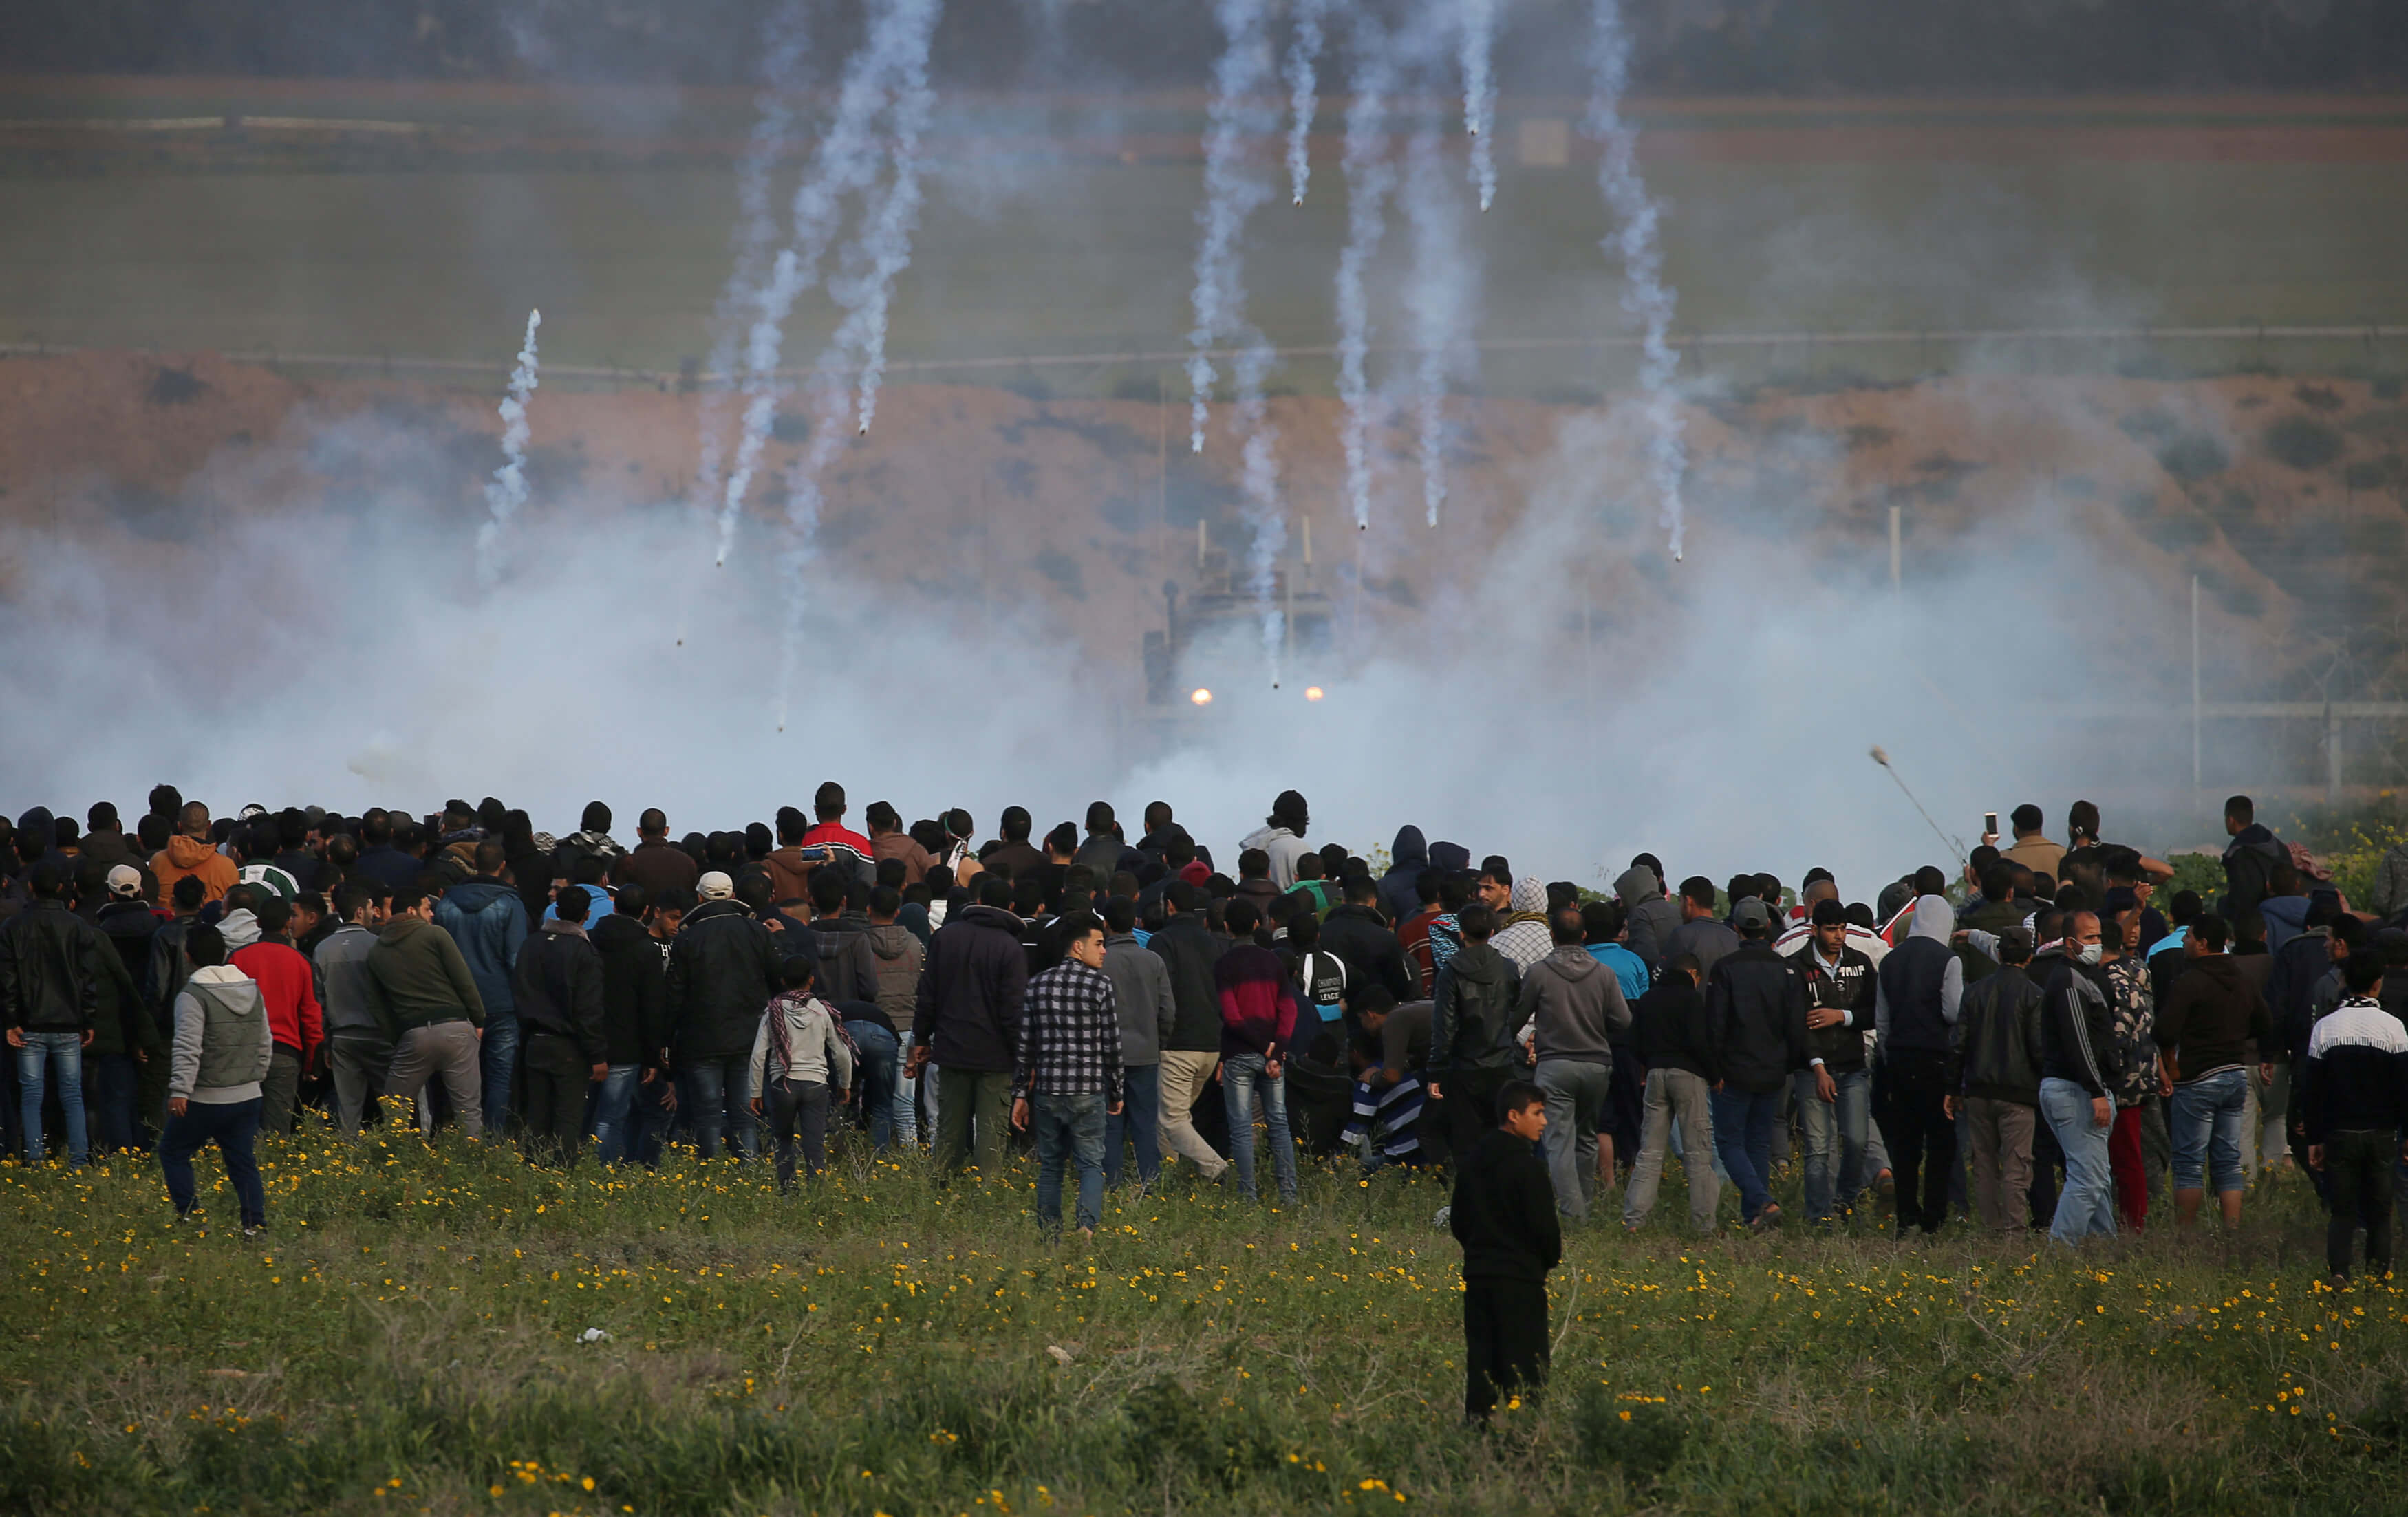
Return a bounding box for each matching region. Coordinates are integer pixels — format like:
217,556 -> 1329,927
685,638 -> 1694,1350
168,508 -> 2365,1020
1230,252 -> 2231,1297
230,897 -> 323,1136
1216,897 -> 1300,1203
1614,864 -> 1683,976
511,885 -> 608,1167
364,888 -> 488,1138
907,871 -> 1030,1177
1794,899 -> 1878,1223
1098,896 -> 1173,1189
2152,914 -> 2273,1231
1148,881 -> 1231,1181
1875,894 -> 1965,1236
1704,901 -> 1811,1228
433,841 -> 530,1134
151,802 -> 237,907
862,886 -> 925,1150
160,924 -> 272,1233
1429,903 -> 1523,1169
2219,795 -> 2286,921
2039,912 -> 2122,1245
1380,826 -> 1430,927
1238,790 -> 1311,891
1515,907 -> 1632,1220
1490,877 -> 1554,974
667,872 -> 782,1161
1954,927 -> 2047,1231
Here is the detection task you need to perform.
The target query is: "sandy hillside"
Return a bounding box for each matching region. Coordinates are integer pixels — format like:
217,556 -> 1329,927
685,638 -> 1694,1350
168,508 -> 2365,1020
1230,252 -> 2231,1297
5,350 -> 2402,697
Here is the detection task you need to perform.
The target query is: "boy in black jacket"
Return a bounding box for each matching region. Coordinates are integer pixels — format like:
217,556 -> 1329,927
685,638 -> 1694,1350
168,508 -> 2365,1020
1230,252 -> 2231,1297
2300,954 -> 2408,1284
1449,1078 -> 1560,1423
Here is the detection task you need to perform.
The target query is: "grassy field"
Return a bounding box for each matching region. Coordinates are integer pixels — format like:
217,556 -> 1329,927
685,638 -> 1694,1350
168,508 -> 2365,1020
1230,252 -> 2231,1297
4,1128 -> 2407,1516
3,85 -> 2405,396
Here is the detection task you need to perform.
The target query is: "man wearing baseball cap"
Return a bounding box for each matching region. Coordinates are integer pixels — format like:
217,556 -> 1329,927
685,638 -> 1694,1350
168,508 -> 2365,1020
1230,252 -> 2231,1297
664,869 -> 781,1160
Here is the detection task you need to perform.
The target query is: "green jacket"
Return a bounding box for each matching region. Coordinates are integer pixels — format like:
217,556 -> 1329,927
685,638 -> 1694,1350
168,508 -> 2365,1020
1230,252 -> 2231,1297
362,916 -> 487,1041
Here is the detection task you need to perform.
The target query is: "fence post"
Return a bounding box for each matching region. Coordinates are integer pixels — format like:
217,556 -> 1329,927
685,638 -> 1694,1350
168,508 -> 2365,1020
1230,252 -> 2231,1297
2328,703 -> 2343,807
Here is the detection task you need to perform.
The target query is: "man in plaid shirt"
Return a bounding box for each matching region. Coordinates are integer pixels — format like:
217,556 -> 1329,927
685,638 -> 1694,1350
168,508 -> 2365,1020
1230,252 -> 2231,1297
1011,912 -> 1125,1237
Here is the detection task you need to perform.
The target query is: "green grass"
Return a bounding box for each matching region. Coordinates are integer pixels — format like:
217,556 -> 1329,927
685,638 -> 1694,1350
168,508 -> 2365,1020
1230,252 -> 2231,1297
4,1128 -> 2407,1514
2,152 -> 2405,396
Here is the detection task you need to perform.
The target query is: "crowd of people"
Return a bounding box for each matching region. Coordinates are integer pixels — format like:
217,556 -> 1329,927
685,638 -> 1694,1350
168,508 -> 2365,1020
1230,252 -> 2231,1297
3,784 -> 2406,1292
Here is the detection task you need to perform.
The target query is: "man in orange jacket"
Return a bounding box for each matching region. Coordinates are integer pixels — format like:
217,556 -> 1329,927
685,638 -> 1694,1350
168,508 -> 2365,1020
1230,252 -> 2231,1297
151,801 -> 237,907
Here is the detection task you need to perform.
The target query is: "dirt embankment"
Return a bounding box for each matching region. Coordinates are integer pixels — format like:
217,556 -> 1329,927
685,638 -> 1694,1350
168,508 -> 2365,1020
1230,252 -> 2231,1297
5,349 -> 2404,696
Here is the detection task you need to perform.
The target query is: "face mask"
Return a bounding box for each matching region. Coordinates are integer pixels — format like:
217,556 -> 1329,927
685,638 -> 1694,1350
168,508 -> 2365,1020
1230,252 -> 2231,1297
2076,942 -> 2103,966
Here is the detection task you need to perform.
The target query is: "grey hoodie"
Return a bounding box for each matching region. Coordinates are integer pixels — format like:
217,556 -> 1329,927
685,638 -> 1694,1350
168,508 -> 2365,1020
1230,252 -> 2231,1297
1613,866 -> 1683,974
863,922 -> 923,1033
1100,931 -> 1176,1066
1515,945 -> 1631,1066
1874,894 -> 1964,1051
171,965 -> 273,1104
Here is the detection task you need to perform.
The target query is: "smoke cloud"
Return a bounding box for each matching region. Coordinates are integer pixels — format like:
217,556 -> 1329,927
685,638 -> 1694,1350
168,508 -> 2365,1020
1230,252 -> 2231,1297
473,307 -> 542,590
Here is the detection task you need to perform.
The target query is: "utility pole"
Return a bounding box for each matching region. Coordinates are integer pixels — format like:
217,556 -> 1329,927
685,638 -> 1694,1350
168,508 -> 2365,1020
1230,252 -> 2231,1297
2191,574 -> 2202,810
1889,506 -> 1902,593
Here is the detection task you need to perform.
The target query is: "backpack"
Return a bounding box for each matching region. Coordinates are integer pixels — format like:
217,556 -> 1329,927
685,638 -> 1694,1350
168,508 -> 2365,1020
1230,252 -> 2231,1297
1296,949 -> 1348,1024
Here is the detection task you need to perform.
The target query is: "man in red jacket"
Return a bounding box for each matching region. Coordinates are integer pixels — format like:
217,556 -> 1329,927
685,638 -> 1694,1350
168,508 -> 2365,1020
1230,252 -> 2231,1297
1214,897 -> 1298,1203
230,896 -> 324,1134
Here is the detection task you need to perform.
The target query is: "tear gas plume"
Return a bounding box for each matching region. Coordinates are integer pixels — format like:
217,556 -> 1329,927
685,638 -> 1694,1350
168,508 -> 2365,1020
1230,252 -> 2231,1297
1458,0 -> 1498,211
473,306 -> 541,590
1402,125 -> 1477,528
0,398 -> 2203,903
1185,0 -> 1277,455
1333,22 -> 1396,532
1283,0 -> 1326,206
1187,0 -> 1289,683
713,0 -> 941,570
688,0 -> 811,531
1586,0 -> 1689,561
843,4 -> 938,438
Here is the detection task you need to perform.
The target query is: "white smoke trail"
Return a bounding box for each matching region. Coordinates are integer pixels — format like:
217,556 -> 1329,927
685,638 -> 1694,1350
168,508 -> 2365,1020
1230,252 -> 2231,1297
474,307 -> 541,589
1402,128 -> 1472,528
847,21 -> 936,437
1587,0 -> 1688,560
1459,0 -> 1497,211
771,69 -> 943,727
689,0 -> 811,528
1283,0 -> 1326,206
712,0 -> 942,569
1185,0 -> 1278,454
1233,345 -> 1286,688
1334,23 -> 1396,531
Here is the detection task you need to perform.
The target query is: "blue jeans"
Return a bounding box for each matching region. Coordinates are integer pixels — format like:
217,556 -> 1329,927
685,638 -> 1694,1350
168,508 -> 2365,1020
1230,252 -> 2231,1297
480,1013 -> 519,1136
1104,1063 -> 1163,1187
892,1029 -> 921,1145
845,1021 -> 903,1152
1032,1090 -> 1108,1234
1794,1066 -> 1871,1220
2169,1068 -> 2250,1194
87,1051 -> 144,1155
2041,1077 -> 2117,1245
16,1031 -> 88,1166
678,1055 -> 755,1159
1221,1053 -> 1297,1202
591,1064 -> 645,1165
1709,1086 -> 1781,1223
159,1097 -> 266,1227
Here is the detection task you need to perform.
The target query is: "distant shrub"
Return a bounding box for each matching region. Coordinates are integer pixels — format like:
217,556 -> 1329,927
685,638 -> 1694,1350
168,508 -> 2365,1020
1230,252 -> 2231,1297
2264,415 -> 2345,471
